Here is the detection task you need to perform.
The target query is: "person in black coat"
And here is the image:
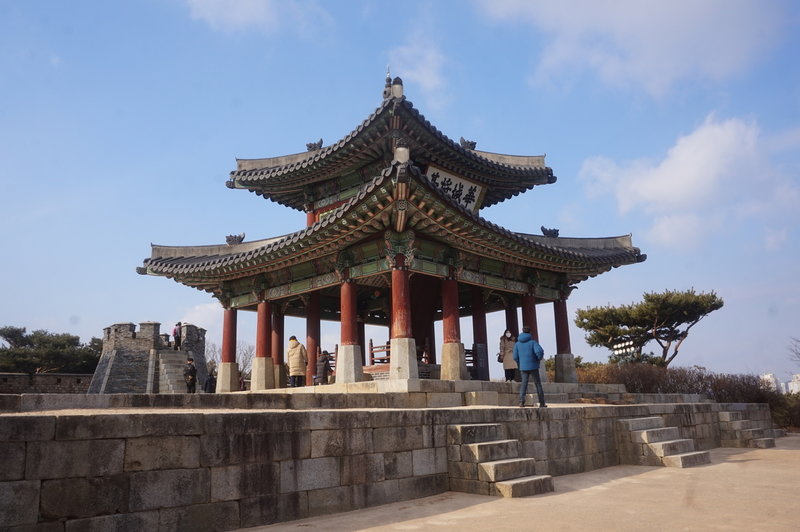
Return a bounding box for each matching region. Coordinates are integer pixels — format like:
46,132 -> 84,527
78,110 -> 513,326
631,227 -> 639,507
183,357 -> 197,393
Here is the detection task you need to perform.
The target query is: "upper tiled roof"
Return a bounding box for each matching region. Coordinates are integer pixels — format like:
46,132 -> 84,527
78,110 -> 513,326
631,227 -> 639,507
228,94 -> 556,211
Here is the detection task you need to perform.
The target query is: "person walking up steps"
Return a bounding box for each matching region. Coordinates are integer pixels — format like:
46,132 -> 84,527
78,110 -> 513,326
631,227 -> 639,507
513,326 -> 546,408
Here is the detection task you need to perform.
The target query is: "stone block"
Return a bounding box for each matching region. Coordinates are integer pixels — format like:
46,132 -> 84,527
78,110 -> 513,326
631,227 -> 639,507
396,474 -> 448,500
341,453 -> 385,485
449,477 -> 490,495
453,380 -> 484,392
372,425 -> 425,452
464,391 -> 499,406
26,439 -> 125,479
200,431 -> 310,467
522,440 -> 547,461
478,457 -> 537,482
447,444 -> 462,462
448,461 -> 478,480
307,485 -> 355,517
0,480 -> 39,527
0,415 -> 55,441
40,475 -> 129,519
157,501 -> 240,532
0,442 -> 25,480
239,492 -> 308,528
210,463 -> 279,501
345,393 -> 388,409
310,428 -> 373,457
368,409 -> 425,428
279,457 -> 340,493
447,423 -> 505,445
65,510 -> 160,532
461,440 -> 520,463
204,411 -> 310,435
384,451 -> 413,479
124,436 -> 200,471
55,413 -> 203,440
412,447 -> 447,476
336,344 -> 364,384
386,392 -> 427,408
493,474 -> 554,497
440,342 -> 468,381
129,468 -> 210,510
389,337 -> 418,380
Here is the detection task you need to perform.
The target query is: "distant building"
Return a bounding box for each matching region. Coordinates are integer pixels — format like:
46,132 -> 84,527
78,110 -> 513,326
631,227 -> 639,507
760,373 -> 780,392
788,374 -> 800,394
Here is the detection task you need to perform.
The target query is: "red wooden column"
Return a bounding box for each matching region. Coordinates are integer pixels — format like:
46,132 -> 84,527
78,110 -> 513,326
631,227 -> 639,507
554,299 -> 572,354
389,254 -> 417,379
337,278 -> 363,382
271,304 -> 285,387
471,285 -> 489,381
441,278 -> 460,343
504,298 -> 519,337
217,307 -> 240,393
440,274 -> 466,380
357,318 -> 366,366
252,300 -> 275,390
222,308 -> 237,364
391,255 -> 412,338
521,293 -> 539,341
305,292 -> 320,386
256,300 -> 272,359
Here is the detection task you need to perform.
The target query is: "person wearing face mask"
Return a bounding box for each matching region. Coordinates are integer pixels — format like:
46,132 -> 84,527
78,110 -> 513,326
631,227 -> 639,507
498,329 -> 517,382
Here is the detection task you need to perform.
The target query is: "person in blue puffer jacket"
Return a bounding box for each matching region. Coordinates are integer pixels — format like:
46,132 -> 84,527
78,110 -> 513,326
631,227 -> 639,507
513,326 -> 547,408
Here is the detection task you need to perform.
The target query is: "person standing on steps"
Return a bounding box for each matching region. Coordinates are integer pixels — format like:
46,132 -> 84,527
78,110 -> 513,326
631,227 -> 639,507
498,329 -> 517,382
315,350 -> 332,385
173,322 -> 182,350
183,357 -> 197,393
287,335 -> 308,387
513,326 -> 547,408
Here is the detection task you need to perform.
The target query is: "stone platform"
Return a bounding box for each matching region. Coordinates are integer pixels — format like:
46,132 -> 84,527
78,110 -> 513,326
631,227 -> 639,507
0,392 -> 783,530
0,380 -> 709,414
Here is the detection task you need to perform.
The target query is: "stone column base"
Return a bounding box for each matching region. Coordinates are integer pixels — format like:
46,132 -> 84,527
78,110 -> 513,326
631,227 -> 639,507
538,364 -> 549,383
389,337 -> 418,380
440,342 -> 468,381
554,353 -> 578,383
250,357 -> 275,390
336,344 -> 364,383
216,362 -> 240,393
273,364 -> 287,388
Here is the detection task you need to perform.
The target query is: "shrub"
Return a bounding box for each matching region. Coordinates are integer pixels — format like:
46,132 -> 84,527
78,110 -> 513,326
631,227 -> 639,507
577,363 -> 797,429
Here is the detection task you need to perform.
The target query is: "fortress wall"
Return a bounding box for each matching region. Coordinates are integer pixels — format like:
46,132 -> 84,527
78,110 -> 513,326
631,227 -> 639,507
0,401 -> 776,529
0,373 -> 93,394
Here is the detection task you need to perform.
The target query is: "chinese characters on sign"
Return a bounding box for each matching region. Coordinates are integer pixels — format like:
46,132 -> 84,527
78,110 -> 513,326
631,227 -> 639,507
425,165 -> 483,213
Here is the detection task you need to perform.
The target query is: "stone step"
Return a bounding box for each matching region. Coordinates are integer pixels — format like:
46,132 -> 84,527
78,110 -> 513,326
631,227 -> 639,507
617,417 -> 664,432
765,428 -> 786,438
478,458 -> 537,482
723,428 -> 765,441
461,439 -> 520,463
751,438 -> 776,449
648,438 -> 695,457
631,427 -> 680,444
718,411 -> 744,422
447,424 -> 506,445
492,475 -> 554,498
662,451 -> 711,468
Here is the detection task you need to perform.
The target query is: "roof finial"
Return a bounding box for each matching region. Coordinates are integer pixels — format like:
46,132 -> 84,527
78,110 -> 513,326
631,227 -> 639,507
383,66 -> 392,100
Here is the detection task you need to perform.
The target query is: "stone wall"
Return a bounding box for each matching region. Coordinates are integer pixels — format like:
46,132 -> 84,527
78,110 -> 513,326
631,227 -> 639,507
0,401 -> 781,530
0,373 -> 93,394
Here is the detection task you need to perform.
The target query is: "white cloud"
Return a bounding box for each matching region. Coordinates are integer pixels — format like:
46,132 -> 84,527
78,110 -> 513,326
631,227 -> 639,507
388,27 -> 448,110
578,114 -> 800,250
477,0 -> 785,97
184,0 -> 331,35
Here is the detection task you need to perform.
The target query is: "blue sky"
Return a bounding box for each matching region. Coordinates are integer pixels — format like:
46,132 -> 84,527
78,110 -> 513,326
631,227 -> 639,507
1,0 -> 798,382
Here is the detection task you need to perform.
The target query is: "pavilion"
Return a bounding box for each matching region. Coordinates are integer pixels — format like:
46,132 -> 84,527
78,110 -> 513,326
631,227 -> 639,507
138,75 -> 646,393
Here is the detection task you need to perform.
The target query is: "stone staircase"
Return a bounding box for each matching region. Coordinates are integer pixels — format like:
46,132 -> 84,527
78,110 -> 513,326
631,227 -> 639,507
447,423 -> 554,497
616,417 -> 710,468
157,351 -> 189,394
718,411 -> 777,448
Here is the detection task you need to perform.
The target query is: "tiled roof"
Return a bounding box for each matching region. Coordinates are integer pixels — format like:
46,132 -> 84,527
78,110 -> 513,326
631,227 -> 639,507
140,167 -> 644,286
228,97 -> 556,210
